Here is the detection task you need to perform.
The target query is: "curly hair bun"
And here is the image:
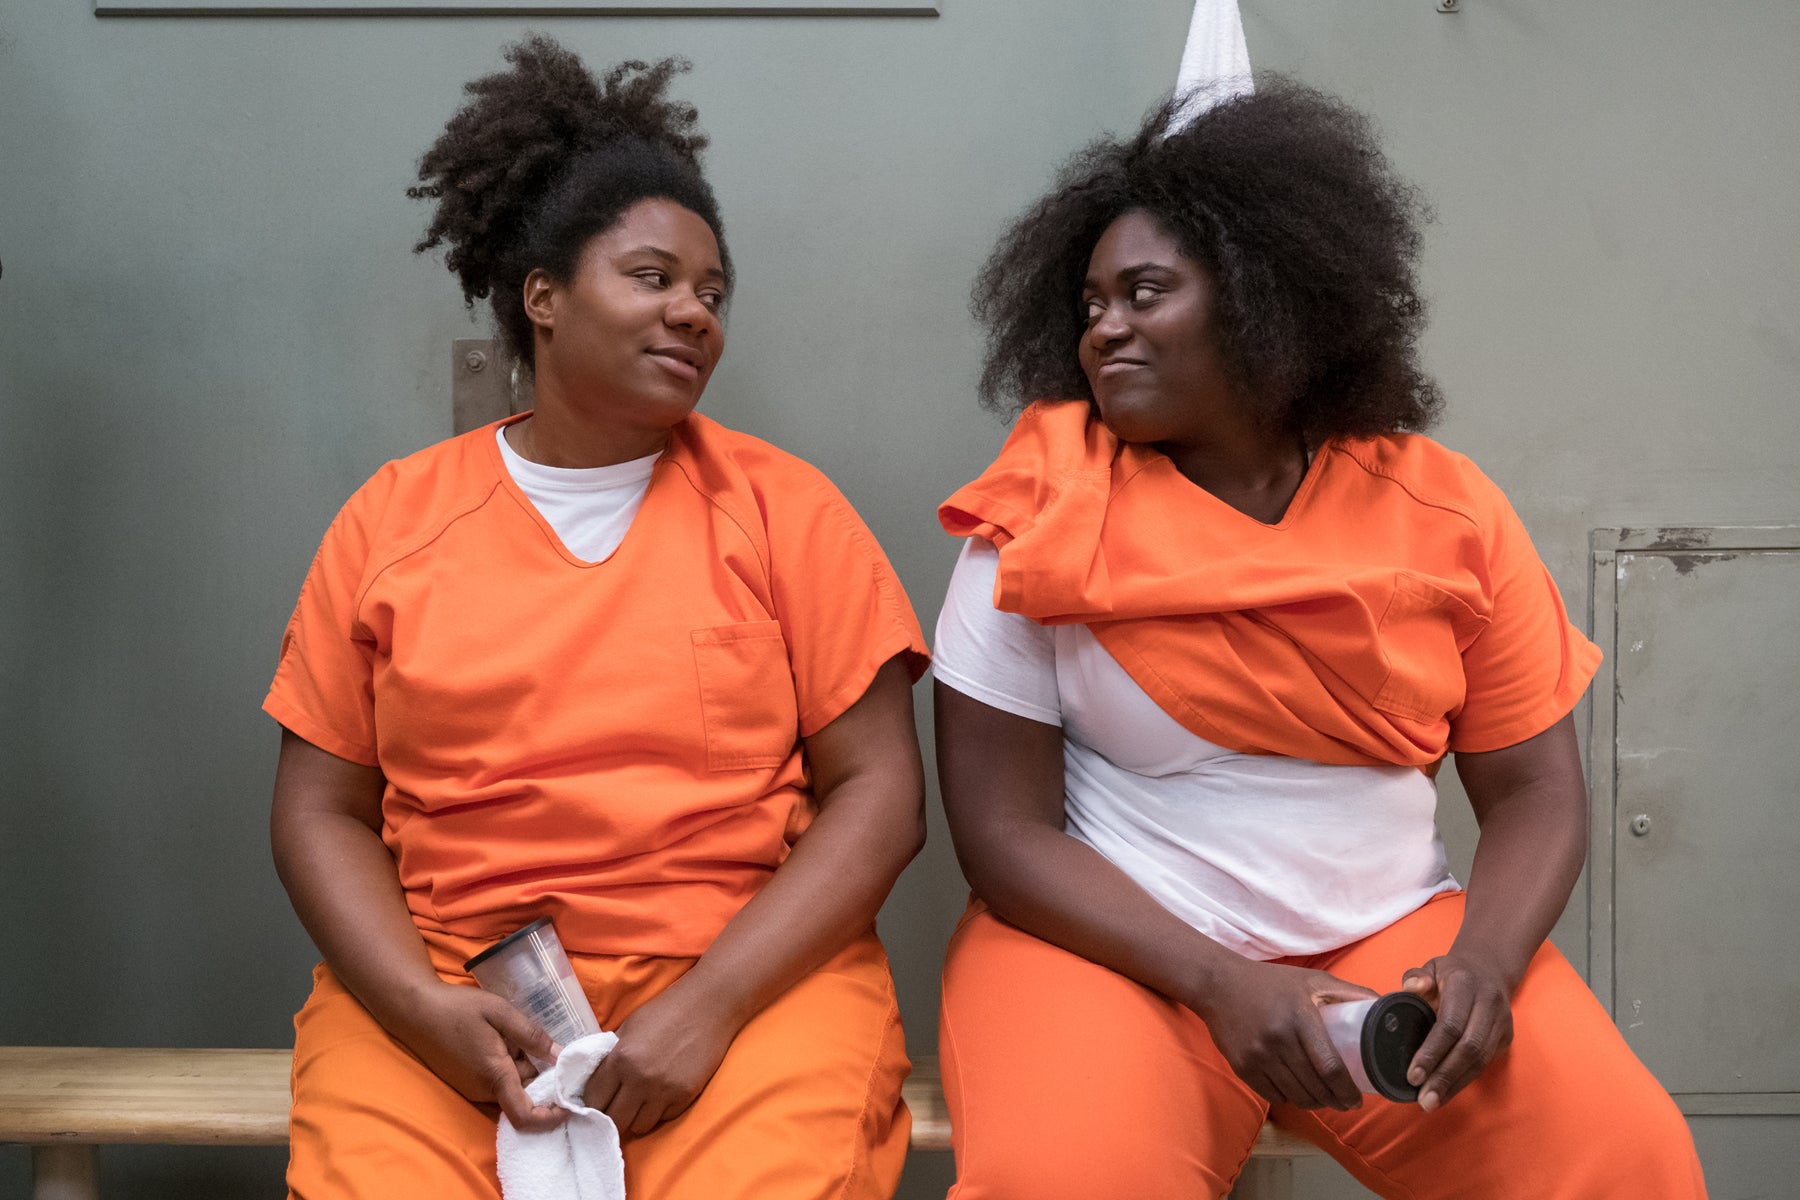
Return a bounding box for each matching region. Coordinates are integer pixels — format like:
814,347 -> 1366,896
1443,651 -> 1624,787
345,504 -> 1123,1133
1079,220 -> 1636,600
407,36 -> 727,372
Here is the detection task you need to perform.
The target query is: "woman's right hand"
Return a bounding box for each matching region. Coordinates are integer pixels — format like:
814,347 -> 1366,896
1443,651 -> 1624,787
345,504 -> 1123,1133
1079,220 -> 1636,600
386,982 -> 569,1132
1191,960 -> 1377,1111
270,732 -> 567,1132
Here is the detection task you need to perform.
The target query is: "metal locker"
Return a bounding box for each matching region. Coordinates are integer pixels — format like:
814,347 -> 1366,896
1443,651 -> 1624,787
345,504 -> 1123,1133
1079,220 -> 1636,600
1589,526 -> 1800,1116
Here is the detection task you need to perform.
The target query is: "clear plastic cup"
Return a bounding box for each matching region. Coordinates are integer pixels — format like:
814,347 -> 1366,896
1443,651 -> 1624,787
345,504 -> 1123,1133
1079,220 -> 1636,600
1318,991 -> 1436,1102
464,917 -> 601,1069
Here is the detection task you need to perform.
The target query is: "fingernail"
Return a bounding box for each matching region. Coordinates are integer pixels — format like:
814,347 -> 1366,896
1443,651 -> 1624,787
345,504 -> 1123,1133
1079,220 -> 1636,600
1408,1068 -> 1425,1086
1419,1091 -> 1438,1112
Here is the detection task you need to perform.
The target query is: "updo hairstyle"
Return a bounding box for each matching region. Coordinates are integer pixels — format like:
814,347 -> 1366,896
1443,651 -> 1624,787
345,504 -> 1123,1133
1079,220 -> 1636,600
409,36 -> 732,373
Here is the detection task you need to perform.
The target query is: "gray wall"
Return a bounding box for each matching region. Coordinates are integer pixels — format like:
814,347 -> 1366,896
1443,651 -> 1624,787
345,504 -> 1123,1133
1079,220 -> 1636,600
1,2 -> 1794,1197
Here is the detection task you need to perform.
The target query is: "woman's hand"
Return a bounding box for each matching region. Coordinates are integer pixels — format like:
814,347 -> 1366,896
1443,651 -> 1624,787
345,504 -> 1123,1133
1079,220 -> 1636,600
1400,952 -> 1515,1112
1194,960 -> 1378,1111
569,655 -> 925,1138
581,984 -> 741,1136
1396,714 -> 1588,1112
937,683 -> 1376,1106
271,730 -> 564,1132
387,982 -> 567,1132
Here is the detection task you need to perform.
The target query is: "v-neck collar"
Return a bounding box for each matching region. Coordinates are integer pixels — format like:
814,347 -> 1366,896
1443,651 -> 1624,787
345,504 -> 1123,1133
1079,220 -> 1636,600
1118,439 -> 1333,533
484,412 -> 672,569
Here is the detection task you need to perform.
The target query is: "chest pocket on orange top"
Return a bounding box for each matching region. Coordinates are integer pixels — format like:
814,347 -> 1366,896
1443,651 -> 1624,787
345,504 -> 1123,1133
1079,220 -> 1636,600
1372,573 -> 1488,724
691,620 -> 801,771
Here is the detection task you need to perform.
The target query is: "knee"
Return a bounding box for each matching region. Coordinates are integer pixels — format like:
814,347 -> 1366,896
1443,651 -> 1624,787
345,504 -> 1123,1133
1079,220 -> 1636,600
1585,1079 -> 1704,1176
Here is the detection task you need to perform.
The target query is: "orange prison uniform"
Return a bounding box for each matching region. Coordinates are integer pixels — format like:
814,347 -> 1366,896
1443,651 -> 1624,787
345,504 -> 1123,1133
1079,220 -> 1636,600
265,412 -> 928,1200
939,400 -> 1603,767
941,894 -> 1706,1200
936,401 -> 1704,1198
291,930 -> 909,1200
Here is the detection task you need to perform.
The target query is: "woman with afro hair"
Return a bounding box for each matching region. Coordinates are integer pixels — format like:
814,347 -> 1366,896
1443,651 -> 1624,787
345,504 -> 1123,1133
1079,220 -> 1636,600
932,82 -> 1706,1199
264,37 -> 927,1200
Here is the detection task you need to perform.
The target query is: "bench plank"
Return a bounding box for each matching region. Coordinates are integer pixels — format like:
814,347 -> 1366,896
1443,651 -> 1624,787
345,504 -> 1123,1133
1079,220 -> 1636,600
0,1046 -> 1319,1181
0,1048 -> 289,1145
903,1056 -> 952,1150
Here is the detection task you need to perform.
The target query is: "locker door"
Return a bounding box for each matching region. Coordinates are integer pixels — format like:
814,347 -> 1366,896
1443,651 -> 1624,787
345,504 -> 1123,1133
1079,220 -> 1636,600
1591,527 -> 1800,1114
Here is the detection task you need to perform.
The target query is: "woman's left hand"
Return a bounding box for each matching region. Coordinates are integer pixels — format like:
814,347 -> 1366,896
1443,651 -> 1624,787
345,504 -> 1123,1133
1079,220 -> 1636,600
1400,952 -> 1515,1112
581,984 -> 741,1136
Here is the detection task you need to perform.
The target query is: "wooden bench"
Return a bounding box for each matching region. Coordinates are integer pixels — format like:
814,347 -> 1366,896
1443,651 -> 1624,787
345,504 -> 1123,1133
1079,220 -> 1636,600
0,1046 -> 1321,1199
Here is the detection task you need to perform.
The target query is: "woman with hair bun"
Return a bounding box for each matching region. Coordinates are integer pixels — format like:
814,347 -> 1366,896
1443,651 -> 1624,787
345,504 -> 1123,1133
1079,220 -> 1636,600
932,82 -> 1706,1198
265,38 -> 926,1200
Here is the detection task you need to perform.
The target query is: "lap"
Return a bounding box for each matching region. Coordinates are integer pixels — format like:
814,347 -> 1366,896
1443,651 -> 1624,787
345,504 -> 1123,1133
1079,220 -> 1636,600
939,903 -> 1267,1200
626,931 -> 910,1200
1281,892 -> 1706,1200
288,930 -> 909,1200
939,895 -> 1705,1200
287,964 -> 499,1200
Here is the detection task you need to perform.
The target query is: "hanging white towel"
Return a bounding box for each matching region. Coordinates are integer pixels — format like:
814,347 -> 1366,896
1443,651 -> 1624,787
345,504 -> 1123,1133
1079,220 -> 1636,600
1171,0 -> 1254,129
496,1032 -> 627,1200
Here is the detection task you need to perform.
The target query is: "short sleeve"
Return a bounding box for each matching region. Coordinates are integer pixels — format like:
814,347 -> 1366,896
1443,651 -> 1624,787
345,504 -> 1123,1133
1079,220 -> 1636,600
766,472 -> 930,737
262,488 -> 383,766
933,539 -> 1062,727
1448,493 -> 1602,754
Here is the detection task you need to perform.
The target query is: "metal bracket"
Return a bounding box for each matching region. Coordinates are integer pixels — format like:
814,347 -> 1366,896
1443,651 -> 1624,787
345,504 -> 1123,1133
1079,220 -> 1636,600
452,338 -> 528,434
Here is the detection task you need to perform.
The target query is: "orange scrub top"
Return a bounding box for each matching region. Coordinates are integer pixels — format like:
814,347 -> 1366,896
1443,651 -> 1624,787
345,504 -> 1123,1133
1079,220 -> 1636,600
939,400 -> 1599,769
266,413 -> 928,958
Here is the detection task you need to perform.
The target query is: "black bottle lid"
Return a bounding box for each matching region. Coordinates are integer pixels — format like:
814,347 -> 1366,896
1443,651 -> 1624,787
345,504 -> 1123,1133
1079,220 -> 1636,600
463,916 -> 554,972
1361,991 -> 1437,1103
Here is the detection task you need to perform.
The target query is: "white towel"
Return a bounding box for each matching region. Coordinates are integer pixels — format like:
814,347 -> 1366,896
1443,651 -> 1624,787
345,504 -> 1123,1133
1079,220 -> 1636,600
496,1032 -> 627,1200
1171,0 -> 1254,130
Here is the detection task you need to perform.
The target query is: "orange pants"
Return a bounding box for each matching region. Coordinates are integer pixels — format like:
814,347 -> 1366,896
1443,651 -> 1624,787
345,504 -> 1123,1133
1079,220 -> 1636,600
940,892 -> 1707,1200
287,929 -> 910,1200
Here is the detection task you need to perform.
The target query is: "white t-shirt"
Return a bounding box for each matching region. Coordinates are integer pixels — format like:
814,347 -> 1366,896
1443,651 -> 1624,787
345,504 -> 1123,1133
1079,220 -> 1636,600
495,426 -> 658,563
933,537 -> 1458,961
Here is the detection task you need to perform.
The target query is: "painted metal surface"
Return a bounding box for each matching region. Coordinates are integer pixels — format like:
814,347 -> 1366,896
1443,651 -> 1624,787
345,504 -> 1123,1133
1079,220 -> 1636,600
1592,527 -> 1800,1115
11,0 -> 1800,1194
450,338 -> 524,436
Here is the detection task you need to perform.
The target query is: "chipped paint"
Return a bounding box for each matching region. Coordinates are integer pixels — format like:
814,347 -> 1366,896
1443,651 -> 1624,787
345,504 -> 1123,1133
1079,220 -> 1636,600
1619,541 -> 1744,578
1666,552 -> 1741,577
1620,747 -> 1696,762
1645,528 -> 1714,552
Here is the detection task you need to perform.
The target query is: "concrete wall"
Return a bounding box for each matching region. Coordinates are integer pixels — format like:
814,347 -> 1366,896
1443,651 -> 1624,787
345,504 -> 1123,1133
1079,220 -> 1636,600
1,2 -> 1794,1196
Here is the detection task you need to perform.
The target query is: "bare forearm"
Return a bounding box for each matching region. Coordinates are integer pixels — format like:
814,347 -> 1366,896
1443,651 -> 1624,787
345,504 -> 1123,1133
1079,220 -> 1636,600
271,807 -> 440,1028
1453,787 -> 1586,989
671,780 -> 922,1027
270,732 -> 567,1129
960,819 -> 1242,1012
935,681 -> 1241,1010
1451,715 -> 1589,991
669,658 -> 926,1028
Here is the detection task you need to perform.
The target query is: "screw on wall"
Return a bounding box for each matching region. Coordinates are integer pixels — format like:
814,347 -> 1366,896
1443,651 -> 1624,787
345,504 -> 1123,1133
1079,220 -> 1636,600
1437,0 -> 1461,11
453,339 -> 512,434
1629,814 -> 1653,837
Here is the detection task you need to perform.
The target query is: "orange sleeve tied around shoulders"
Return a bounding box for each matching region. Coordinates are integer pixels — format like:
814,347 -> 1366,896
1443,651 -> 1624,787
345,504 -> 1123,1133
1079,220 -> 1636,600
938,401 -> 1601,768
265,413 -> 928,958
